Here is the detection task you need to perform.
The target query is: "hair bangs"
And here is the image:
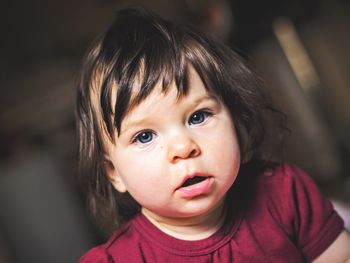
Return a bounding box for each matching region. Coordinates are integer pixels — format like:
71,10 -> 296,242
110,34 -> 189,135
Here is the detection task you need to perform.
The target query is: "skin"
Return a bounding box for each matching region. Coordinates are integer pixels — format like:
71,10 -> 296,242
312,230 -> 350,263
105,66 -> 241,240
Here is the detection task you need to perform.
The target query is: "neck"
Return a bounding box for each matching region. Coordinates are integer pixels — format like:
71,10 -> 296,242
141,200 -> 227,241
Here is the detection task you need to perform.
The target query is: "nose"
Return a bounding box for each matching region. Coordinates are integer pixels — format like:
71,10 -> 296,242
167,132 -> 201,163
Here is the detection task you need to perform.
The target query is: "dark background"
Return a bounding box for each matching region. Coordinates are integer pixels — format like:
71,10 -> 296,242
0,0 -> 349,262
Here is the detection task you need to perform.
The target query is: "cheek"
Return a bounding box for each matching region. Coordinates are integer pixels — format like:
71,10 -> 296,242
214,140 -> 240,175
206,122 -> 241,176
122,175 -> 171,213
115,151 -> 169,196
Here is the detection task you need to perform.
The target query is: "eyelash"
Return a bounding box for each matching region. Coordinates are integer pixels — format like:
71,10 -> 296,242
131,130 -> 155,144
131,109 -> 214,145
188,109 -> 213,125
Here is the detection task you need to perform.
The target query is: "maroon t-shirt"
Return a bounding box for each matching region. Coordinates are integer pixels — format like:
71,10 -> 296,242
79,164 -> 343,262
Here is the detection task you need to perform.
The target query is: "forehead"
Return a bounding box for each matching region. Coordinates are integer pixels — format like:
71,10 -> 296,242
119,65 -> 215,129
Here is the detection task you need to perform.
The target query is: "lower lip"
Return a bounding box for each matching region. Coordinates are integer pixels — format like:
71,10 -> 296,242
176,177 -> 214,198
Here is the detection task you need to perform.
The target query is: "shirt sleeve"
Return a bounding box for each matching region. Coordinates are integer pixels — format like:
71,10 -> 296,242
285,164 -> 344,261
78,246 -> 114,263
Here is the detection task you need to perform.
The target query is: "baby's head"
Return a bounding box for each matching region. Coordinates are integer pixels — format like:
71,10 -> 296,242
77,8 -> 271,231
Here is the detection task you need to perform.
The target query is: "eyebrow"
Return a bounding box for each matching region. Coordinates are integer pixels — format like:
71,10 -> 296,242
187,94 -> 218,105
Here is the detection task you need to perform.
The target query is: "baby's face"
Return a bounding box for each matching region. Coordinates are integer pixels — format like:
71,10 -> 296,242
106,66 -> 240,221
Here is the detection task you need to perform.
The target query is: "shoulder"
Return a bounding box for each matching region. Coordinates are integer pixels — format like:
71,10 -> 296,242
78,246 -> 113,263
259,163 -> 335,212
78,221 -> 135,263
252,162 -> 338,223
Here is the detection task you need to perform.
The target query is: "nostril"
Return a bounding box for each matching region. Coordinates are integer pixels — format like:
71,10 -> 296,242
189,148 -> 200,157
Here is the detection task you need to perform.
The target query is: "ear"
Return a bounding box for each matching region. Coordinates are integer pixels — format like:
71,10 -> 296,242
104,159 -> 127,193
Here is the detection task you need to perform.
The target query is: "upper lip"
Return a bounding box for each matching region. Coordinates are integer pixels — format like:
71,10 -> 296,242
176,172 -> 211,190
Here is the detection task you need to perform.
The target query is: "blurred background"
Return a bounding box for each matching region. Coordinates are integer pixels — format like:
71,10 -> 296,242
0,0 -> 349,262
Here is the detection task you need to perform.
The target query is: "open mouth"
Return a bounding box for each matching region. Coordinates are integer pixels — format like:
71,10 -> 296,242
176,174 -> 214,197
181,176 -> 208,188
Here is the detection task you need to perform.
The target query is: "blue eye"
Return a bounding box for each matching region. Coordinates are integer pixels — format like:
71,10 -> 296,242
188,110 -> 211,125
133,131 -> 154,144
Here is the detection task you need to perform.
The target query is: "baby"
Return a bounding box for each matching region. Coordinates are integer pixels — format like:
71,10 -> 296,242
76,8 -> 350,262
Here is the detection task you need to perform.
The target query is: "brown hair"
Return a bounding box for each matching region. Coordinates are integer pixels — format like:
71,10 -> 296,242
76,8 -> 286,233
